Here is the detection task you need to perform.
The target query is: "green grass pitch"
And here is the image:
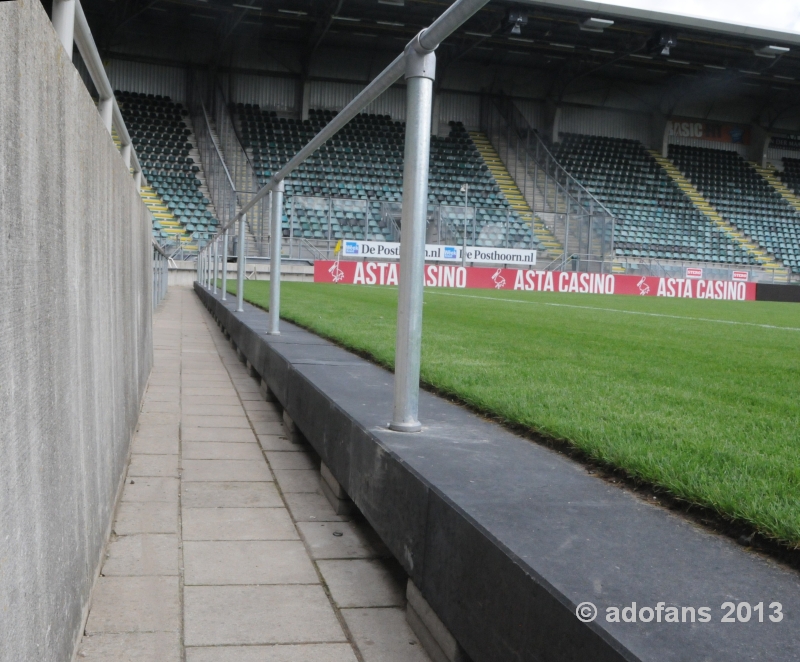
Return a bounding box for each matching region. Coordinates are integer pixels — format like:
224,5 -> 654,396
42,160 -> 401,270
225,279 -> 800,546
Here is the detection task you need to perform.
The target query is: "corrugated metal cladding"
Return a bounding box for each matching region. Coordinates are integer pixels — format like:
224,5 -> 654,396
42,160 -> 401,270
438,92 -> 480,130
559,106 -> 651,144
515,100 -> 545,131
667,136 -> 748,157
106,59 -> 187,102
308,81 -> 407,120
767,147 -> 800,169
229,74 -> 297,111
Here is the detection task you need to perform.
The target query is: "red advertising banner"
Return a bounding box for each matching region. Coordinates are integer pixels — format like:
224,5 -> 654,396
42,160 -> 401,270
314,260 -> 757,301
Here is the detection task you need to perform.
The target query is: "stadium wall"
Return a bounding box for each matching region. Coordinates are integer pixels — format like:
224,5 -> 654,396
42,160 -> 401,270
0,2 -> 154,661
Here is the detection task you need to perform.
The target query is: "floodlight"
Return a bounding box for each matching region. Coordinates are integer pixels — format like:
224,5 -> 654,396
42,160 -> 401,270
503,9 -> 528,36
647,30 -> 678,56
755,45 -> 790,58
580,17 -> 614,33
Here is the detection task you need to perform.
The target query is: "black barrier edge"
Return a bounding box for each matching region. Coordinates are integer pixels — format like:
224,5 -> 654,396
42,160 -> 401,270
756,283 -> 800,302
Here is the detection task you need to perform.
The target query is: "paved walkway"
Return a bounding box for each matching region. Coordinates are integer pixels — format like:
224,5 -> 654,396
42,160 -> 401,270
76,287 -> 431,662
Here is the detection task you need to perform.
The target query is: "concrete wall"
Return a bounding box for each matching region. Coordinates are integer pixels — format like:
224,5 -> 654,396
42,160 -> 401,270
0,2 -> 154,661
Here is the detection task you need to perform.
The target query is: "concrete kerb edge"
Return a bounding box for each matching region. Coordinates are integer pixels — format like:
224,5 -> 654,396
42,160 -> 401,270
192,283 -> 632,662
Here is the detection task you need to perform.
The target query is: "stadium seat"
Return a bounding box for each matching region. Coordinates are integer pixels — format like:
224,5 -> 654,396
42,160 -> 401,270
554,134 -> 756,266
670,145 -> 800,274
232,106 -> 540,249
115,90 -> 220,252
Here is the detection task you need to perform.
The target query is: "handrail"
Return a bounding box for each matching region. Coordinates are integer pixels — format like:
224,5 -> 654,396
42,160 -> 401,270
200,103 -> 237,193
152,238 -> 168,258
212,0 -> 491,236
62,0 -> 144,186
493,93 -> 615,219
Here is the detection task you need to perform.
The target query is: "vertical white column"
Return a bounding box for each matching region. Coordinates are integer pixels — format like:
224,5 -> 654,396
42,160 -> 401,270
268,184 -> 284,335
237,215 -> 247,312
390,38 -> 436,433
52,0 -> 76,59
221,230 -> 229,301
99,97 -> 113,134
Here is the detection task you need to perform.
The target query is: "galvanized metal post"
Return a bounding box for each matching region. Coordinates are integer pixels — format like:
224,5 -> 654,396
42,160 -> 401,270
212,239 -> 218,294
52,0 -> 76,59
390,37 -> 436,433
461,183 -> 468,267
237,214 -> 246,312
221,230 -> 229,301
268,182 -> 285,335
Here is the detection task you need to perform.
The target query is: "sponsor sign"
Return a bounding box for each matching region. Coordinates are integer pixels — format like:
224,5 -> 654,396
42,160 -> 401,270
315,261 -> 757,301
769,135 -> 800,151
732,271 -> 749,282
338,240 -> 536,266
686,267 -> 703,279
667,118 -> 750,145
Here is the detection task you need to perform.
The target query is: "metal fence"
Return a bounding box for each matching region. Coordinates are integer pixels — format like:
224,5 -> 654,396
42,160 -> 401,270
272,195 -> 537,262
152,241 -> 168,307
481,94 -> 617,273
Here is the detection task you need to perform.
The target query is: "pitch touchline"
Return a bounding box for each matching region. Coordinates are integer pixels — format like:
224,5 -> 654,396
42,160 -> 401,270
424,290 -> 800,332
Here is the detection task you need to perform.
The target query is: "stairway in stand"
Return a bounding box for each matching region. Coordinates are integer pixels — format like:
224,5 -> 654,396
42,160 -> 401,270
470,132 -> 562,260
204,119 -> 261,258
751,163 -> 800,214
650,150 -> 788,281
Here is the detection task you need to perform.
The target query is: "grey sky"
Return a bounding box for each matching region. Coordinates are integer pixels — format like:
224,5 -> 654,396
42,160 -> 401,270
593,0 -> 800,35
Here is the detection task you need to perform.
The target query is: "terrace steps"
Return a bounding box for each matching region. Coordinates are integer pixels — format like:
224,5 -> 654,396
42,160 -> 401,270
751,163 -> 800,214
649,150 -> 787,277
470,132 -> 562,255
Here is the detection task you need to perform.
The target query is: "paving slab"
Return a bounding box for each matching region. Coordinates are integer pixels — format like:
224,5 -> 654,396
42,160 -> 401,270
185,643 -> 358,662
128,454 -> 179,477
283,492 -> 350,523
182,508 -> 298,540
142,400 -> 181,414
183,585 -> 346,646
297,521 -> 390,560
181,481 -> 283,508
182,459 -> 273,482
182,415 -> 251,429
252,420 -> 284,435
183,441 -> 264,460
271,469 -> 320,493
114,501 -> 178,535
182,427 -> 256,443
85,577 -> 180,634
130,434 -> 180,456
76,632 -> 181,662
318,559 -> 406,608
134,423 -> 179,442
257,435 -> 297,452
183,404 -> 249,416
121,477 -> 180,503
102,534 -> 180,576
342,608 -> 429,662
266,451 -> 317,471
183,540 -> 317,585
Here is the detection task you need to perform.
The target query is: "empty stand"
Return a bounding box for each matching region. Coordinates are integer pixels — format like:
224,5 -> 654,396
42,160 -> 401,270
669,145 -> 800,274
115,91 -> 220,251
555,134 -> 757,266
233,104 -> 539,249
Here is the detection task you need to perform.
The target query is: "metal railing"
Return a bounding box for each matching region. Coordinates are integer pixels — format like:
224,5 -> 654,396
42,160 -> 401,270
197,0 -> 492,431
208,86 -> 270,253
152,241 -> 168,308
481,94 -> 617,273
52,0 -> 144,189
243,195 -> 538,263
613,256 -> 790,283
